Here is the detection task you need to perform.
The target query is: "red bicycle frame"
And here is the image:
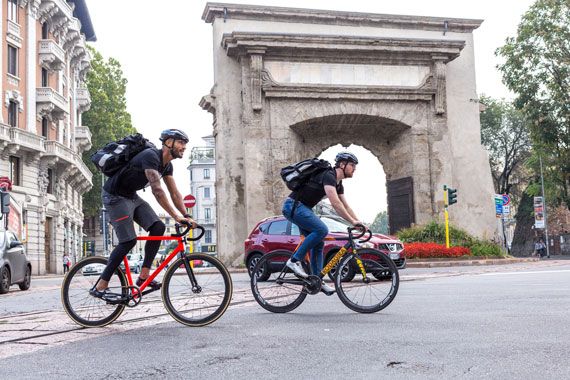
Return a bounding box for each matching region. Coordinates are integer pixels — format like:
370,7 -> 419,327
121,235 -> 186,293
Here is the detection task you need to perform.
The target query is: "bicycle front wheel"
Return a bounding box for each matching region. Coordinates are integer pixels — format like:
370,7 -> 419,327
335,248 -> 399,313
162,254 -> 233,327
61,256 -> 127,327
251,251 -> 307,313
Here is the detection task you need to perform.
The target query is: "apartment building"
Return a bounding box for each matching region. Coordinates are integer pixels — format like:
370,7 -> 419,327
188,136 -> 217,256
0,0 -> 95,274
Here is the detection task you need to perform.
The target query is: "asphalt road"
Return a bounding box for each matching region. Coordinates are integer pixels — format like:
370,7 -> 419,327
2,260 -> 570,379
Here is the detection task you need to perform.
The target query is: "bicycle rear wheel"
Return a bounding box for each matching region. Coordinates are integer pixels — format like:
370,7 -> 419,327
335,248 -> 399,313
61,256 -> 127,327
250,251 -> 307,313
162,254 -> 233,327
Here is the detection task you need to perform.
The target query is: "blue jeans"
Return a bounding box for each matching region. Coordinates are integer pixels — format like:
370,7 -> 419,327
282,198 -> 329,275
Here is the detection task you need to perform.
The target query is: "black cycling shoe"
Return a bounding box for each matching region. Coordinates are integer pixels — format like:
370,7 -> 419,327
136,277 -> 161,290
89,287 -> 121,302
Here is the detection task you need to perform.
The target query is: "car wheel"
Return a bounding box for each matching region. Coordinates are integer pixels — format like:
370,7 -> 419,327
18,266 -> 31,291
0,266 -> 10,294
326,254 -> 356,282
247,253 -> 270,281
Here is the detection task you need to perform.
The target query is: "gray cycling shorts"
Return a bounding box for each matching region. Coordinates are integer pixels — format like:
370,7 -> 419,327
102,191 -> 160,243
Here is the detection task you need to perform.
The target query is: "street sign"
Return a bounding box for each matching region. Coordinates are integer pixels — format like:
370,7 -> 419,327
494,195 -> 504,218
502,194 -> 511,206
503,205 -> 510,216
183,194 -> 196,208
534,196 -> 545,228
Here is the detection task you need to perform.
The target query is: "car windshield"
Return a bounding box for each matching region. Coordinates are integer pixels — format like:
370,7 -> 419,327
320,216 -> 350,233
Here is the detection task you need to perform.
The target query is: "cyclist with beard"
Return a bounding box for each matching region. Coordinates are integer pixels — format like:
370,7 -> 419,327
91,129 -> 196,299
282,152 -> 363,295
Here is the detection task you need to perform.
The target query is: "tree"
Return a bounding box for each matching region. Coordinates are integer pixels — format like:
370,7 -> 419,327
82,47 -> 136,218
479,95 -> 531,198
370,211 -> 388,234
496,0 -> 570,209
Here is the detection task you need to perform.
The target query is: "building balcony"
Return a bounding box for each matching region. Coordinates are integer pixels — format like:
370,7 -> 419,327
76,87 -> 91,112
36,87 -> 68,121
0,123 -> 46,161
43,140 -> 93,191
39,40 -> 65,71
75,126 -> 92,152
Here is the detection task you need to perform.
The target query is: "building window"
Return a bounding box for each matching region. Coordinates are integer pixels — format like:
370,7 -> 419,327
9,156 -> 20,186
204,208 -> 211,221
7,0 -> 18,23
8,101 -> 18,128
190,170 -> 193,181
41,22 -> 48,39
204,187 -> 210,199
42,117 -> 49,138
8,45 -> 18,76
203,168 -> 210,179
47,169 -> 54,194
41,68 -> 48,87
205,230 -> 212,244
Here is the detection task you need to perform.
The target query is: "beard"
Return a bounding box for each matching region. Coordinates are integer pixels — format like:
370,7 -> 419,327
172,149 -> 184,159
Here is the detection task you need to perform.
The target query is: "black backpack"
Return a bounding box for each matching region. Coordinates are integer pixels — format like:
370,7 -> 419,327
90,133 -> 156,177
280,158 -> 332,191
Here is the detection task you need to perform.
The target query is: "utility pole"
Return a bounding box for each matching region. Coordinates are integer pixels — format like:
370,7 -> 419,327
539,155 -> 550,258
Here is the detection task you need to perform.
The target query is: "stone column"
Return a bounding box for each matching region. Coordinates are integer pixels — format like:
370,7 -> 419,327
25,2 -> 38,132
241,52 -> 273,236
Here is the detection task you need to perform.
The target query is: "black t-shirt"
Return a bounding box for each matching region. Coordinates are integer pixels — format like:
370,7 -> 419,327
103,148 -> 173,198
289,168 -> 344,208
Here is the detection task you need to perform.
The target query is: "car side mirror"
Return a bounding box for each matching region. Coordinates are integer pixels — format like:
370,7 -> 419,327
9,240 -> 22,249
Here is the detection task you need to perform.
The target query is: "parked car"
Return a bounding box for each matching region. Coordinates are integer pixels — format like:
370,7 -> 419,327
244,215 -> 405,281
119,253 -> 144,274
0,229 -> 31,294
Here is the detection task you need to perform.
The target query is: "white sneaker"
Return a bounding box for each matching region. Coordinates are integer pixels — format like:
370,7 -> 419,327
285,259 -> 308,278
320,281 -> 336,296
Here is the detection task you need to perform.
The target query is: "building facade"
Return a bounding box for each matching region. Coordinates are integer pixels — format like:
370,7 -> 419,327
188,136 -> 217,256
0,0 -> 95,274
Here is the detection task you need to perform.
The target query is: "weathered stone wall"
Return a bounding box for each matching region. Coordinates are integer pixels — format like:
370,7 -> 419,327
203,4 -> 498,264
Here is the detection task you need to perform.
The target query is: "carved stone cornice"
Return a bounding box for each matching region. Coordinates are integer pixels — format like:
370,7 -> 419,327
203,3 -> 483,33
222,32 -> 465,65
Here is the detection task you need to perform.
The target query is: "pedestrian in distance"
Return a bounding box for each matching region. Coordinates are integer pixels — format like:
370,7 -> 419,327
282,152 -> 365,295
63,254 -> 70,274
90,129 -> 197,301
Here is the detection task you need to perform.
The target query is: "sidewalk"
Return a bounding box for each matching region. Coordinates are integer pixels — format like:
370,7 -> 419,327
406,256 -> 540,268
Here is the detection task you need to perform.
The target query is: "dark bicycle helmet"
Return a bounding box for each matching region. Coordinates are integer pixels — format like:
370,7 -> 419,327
335,152 -> 358,165
160,129 -> 189,143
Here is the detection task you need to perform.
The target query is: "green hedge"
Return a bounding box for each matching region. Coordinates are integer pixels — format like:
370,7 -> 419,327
397,221 -> 505,257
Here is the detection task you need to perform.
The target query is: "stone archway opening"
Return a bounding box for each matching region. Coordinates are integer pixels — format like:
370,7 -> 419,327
288,114 -> 415,234
318,144 -> 387,229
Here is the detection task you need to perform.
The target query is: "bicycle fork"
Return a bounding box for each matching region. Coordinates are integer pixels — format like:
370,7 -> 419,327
181,252 -> 202,293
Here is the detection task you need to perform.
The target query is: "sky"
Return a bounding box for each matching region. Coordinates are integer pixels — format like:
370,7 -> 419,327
86,0 -> 536,223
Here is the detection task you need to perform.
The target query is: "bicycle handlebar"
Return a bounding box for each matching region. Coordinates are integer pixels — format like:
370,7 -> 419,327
172,222 -> 205,241
358,230 -> 373,243
348,224 -> 368,240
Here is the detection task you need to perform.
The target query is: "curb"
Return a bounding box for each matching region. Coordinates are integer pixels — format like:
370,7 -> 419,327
406,257 -> 539,268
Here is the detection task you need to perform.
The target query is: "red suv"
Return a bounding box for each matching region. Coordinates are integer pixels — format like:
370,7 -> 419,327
244,215 -> 405,281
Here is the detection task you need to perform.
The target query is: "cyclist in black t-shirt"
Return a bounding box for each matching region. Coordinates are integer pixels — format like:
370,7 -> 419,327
91,129 -> 197,300
282,152 -> 363,295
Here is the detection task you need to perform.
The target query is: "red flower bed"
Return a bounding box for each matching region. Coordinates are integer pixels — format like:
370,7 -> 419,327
403,242 -> 471,259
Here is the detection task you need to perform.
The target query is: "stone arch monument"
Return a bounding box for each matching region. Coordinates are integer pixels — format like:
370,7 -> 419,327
200,3 -> 497,263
